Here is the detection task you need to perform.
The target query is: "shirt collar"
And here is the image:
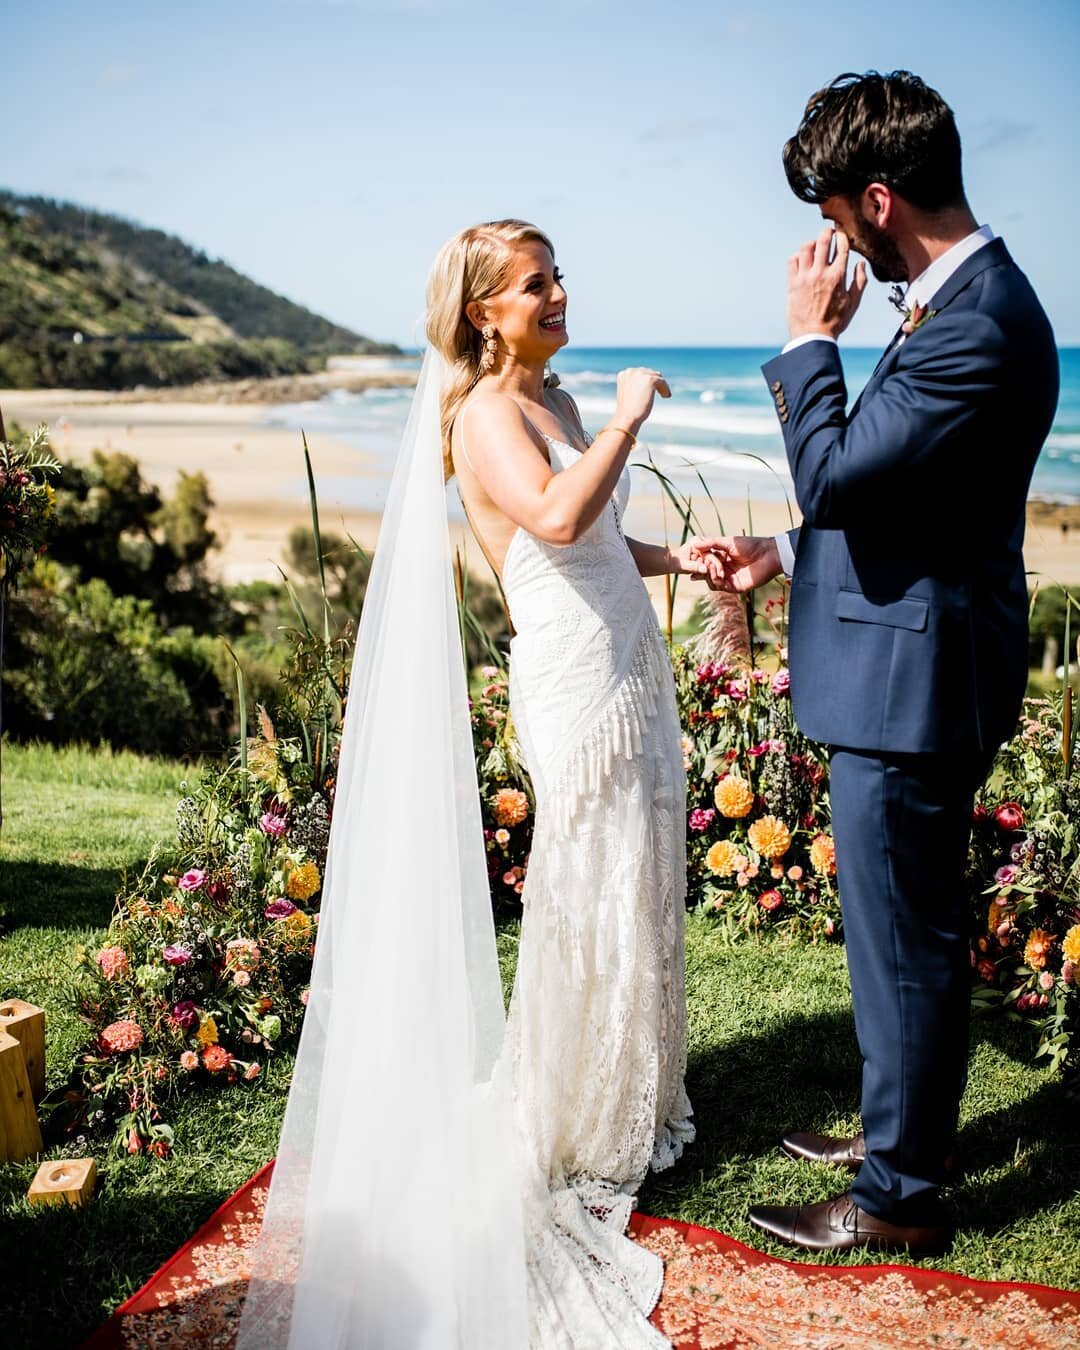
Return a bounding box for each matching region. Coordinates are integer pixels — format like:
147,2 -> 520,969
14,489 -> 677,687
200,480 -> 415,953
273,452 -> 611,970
905,224 -> 996,309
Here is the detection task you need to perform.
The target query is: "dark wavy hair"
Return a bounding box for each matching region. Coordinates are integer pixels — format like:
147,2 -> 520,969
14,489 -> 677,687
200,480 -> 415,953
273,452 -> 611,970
782,71 -> 966,212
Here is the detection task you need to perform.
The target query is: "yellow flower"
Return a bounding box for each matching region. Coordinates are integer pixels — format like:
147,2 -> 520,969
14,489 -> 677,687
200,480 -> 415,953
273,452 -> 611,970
714,776 -> 754,819
44,483 -> 56,517
196,1015 -> 219,1047
705,839 -> 745,877
1024,929 -> 1055,972
809,833 -> 836,877
284,910 -> 312,936
1063,924 -> 1080,965
747,815 -> 792,860
286,861 -> 321,902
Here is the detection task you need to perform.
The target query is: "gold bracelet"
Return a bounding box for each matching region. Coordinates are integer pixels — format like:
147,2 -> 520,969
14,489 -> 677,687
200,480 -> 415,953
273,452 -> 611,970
597,424 -> 637,447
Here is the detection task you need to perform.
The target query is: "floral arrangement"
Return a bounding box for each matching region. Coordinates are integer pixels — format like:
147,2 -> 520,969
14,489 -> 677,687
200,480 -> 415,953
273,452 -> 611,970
0,423 -> 61,582
48,713 -> 330,1155
672,629 -> 841,940
471,665 -> 534,910
968,694 -> 1079,1075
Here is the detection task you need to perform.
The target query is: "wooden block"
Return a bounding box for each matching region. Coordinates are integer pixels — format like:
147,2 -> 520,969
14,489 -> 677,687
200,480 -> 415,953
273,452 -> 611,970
0,1030 -> 43,1162
27,1157 -> 97,1209
0,998 -> 46,1103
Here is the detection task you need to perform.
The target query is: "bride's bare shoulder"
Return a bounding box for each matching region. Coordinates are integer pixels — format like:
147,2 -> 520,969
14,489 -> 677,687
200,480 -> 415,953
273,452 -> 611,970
455,391 -> 548,466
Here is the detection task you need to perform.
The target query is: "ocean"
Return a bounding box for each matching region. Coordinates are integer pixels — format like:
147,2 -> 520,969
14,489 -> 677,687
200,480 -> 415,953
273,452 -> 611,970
265,346 -> 1080,520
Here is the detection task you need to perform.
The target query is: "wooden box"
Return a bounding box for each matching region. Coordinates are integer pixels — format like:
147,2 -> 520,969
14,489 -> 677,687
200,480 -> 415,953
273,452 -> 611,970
28,1157 -> 97,1209
0,998 -> 46,1102
0,1029 -> 43,1161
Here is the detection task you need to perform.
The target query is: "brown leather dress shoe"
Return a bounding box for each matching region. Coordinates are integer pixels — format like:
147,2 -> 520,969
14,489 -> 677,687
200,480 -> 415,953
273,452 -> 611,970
748,1189 -> 951,1256
781,1130 -> 866,1170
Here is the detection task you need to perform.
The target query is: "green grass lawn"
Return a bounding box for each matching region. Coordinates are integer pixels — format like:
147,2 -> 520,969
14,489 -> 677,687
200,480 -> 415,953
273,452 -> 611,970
1,742 -> 1078,1347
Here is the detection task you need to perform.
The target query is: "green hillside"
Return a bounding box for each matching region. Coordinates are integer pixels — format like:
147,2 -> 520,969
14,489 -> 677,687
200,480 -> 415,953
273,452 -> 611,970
0,191 -> 397,389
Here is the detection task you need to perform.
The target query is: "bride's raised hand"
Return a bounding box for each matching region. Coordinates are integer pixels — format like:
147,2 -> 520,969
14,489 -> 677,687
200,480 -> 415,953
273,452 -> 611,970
614,367 -> 671,437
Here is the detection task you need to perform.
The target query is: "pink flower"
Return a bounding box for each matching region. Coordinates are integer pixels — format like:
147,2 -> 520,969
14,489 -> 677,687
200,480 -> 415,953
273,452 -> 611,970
100,1019 -> 144,1054
824,917 -> 836,937
688,808 -> 716,832
1039,971 -> 1055,991
787,866 -> 803,881
748,743 -> 768,758
178,868 -> 206,892
232,969 -> 252,988
751,670 -> 769,685
171,1000 -> 199,1030
994,864 -> 1019,886
260,812 -> 287,837
724,679 -> 748,702
1063,960 -> 1076,986
770,668 -> 791,696
163,944 -> 193,966
978,959 -> 997,983
180,1050 -> 199,1071
264,898 -> 297,920
502,871 -> 517,886
244,1063 -> 262,1081
299,989 -> 310,1005
758,890 -> 783,913
96,945 -> 129,981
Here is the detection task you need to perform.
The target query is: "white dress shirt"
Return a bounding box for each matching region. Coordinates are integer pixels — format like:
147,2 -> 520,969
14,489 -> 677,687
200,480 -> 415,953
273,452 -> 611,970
774,224 -> 996,574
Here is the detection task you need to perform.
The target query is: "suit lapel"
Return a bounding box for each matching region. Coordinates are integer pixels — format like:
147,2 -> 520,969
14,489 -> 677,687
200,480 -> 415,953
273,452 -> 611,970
849,238 -> 1012,417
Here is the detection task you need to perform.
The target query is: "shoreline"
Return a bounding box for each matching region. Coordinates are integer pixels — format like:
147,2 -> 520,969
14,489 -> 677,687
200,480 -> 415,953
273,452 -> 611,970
2,383 -> 1079,613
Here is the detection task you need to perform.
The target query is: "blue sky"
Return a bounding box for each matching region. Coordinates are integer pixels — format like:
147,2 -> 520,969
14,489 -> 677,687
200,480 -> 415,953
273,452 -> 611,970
7,0 -> 1079,348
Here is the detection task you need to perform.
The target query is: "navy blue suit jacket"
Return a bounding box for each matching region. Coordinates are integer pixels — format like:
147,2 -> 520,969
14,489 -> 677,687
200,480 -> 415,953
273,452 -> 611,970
762,238 -> 1058,755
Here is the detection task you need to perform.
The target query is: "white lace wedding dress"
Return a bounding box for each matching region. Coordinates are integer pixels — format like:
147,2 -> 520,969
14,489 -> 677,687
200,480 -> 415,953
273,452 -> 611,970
494,429 -> 695,1348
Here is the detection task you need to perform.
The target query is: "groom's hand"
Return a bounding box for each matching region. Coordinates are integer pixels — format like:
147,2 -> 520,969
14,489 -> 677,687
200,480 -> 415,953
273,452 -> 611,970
787,227 -> 868,341
690,535 -> 783,593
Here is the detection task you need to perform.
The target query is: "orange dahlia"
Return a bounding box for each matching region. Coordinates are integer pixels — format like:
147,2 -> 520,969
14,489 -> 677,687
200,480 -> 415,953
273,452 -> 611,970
202,1044 -> 232,1072
809,833 -> 837,877
1024,929 -> 1056,972
714,776 -> 754,818
1063,924 -> 1080,965
706,839 -> 746,877
492,788 -> 529,827
747,815 -> 792,860
100,1019 -> 144,1053
286,861 -> 321,902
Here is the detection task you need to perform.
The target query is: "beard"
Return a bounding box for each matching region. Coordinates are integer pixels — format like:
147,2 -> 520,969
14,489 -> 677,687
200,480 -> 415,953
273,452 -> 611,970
848,217 -> 907,283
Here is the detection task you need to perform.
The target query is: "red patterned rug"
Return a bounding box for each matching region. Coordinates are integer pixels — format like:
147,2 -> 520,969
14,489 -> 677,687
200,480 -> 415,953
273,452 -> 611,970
82,1161 -> 1080,1349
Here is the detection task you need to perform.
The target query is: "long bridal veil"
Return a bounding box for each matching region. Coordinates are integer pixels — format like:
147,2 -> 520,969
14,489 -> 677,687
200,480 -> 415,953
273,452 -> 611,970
236,349 -> 529,1348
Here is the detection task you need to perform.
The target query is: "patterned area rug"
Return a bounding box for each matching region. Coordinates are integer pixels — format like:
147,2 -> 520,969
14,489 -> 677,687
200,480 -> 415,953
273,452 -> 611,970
81,1161 -> 1080,1349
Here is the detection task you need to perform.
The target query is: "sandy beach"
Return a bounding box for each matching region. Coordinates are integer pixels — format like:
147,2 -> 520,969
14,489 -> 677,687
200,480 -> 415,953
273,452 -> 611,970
3,383 -> 1079,633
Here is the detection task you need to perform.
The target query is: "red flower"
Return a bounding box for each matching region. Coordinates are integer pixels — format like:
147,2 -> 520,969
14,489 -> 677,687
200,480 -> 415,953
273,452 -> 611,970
758,890 -> 784,913
994,802 -> 1024,833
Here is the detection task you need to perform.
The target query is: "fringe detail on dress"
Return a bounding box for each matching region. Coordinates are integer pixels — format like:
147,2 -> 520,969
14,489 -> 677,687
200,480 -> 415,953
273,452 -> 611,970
547,621 -> 670,840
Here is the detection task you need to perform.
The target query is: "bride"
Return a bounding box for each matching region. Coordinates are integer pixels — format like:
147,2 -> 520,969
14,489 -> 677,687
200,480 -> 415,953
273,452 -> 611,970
237,220 -> 715,1348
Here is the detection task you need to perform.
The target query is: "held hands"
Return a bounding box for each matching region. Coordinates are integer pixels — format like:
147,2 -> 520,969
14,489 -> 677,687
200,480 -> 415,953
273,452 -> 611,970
787,228 -> 868,341
686,535 -> 784,593
614,367 -> 671,436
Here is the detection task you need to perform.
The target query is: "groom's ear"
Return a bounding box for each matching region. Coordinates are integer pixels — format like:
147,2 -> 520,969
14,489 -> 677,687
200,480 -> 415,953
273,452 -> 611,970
862,182 -> 894,227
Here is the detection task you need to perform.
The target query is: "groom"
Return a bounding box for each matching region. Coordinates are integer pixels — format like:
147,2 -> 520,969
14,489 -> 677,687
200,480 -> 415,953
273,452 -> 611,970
697,71 -> 1059,1254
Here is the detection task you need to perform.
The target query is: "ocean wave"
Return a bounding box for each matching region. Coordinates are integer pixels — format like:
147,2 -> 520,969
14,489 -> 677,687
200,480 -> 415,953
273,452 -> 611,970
1045,432 -> 1080,451
572,394 -> 779,438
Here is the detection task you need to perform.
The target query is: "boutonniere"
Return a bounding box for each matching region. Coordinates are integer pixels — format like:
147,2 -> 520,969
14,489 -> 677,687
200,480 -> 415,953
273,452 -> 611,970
888,284 -> 937,334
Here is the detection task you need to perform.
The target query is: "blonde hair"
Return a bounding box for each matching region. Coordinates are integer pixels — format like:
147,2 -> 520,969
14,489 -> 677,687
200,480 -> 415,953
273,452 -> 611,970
425,219 -> 557,481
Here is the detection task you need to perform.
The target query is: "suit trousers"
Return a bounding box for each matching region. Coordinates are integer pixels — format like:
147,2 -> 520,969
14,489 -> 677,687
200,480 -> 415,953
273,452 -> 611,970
828,744 -> 995,1224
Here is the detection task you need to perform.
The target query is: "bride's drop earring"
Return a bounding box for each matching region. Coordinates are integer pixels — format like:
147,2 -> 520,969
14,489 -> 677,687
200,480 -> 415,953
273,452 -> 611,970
480,324 -> 498,373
